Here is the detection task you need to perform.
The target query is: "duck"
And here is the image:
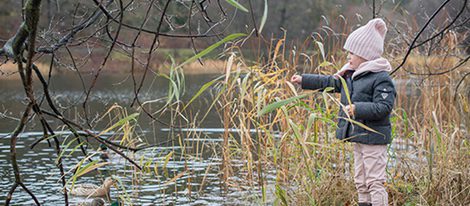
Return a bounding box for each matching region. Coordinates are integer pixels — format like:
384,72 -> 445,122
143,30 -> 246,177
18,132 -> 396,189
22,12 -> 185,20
78,198 -> 105,206
70,177 -> 115,197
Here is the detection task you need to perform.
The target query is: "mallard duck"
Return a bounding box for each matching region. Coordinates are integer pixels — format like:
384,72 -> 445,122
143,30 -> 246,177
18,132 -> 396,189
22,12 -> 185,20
78,198 -> 105,206
70,177 -> 115,197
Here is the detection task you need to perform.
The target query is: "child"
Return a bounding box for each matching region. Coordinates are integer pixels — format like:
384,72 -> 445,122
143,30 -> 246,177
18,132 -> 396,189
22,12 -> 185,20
291,18 -> 395,206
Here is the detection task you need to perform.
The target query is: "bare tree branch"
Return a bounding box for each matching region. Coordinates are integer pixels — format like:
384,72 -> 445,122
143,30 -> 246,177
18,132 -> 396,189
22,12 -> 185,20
391,0 -> 452,75
83,0 -> 125,127
37,0 -> 114,53
411,0 -> 467,49
91,0 -> 223,38
5,103 -> 39,205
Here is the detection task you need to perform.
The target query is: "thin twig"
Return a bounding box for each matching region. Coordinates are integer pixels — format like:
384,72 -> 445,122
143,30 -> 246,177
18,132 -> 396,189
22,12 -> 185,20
83,0 -> 125,127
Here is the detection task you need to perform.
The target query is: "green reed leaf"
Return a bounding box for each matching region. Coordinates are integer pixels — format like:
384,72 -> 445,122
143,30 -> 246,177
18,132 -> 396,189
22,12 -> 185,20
258,93 -> 308,116
179,33 -> 247,67
225,0 -> 249,12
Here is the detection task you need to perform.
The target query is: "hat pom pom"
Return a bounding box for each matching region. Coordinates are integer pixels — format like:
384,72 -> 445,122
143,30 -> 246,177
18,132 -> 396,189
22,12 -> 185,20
371,18 -> 387,38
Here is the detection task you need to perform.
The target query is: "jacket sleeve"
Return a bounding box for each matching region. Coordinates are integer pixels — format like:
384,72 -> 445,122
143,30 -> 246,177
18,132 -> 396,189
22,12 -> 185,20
301,74 -> 341,92
354,75 -> 396,121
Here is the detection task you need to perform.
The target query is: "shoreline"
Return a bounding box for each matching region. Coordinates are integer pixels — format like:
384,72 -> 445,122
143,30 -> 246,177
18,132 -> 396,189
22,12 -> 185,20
0,59 -> 228,80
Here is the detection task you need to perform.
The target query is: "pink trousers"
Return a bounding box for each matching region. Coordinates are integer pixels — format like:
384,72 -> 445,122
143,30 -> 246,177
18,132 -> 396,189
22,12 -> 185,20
353,143 -> 388,206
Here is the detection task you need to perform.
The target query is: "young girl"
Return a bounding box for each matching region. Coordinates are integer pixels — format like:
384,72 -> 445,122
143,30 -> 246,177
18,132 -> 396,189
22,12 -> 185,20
291,18 -> 395,206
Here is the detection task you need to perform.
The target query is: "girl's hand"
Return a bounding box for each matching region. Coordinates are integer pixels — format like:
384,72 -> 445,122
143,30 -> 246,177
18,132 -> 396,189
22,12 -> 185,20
291,75 -> 302,84
345,104 -> 356,117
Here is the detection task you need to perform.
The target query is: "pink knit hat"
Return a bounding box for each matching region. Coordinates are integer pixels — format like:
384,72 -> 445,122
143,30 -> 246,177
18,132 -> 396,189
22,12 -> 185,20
343,18 -> 387,60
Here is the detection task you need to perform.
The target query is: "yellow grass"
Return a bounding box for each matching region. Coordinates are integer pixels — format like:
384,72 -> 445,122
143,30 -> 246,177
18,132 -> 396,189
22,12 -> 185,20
163,59 -> 227,74
401,55 -> 463,70
0,62 -> 53,79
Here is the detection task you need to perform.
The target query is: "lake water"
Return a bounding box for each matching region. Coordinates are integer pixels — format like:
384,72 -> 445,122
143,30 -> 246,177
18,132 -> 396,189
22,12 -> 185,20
0,72 -> 281,205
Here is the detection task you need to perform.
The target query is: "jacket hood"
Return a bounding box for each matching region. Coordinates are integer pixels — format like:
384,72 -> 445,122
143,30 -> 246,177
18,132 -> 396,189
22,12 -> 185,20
334,57 -> 392,79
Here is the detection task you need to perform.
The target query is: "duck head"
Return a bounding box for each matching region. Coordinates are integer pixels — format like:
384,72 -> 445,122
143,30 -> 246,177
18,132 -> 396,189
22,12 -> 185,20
103,177 -> 116,189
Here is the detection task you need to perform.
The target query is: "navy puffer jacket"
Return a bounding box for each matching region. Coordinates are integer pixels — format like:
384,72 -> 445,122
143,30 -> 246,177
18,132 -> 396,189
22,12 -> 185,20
301,69 -> 396,145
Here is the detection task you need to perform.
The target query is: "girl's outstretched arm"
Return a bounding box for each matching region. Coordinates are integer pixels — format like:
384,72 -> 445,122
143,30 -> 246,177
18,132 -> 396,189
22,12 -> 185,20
301,74 -> 341,93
